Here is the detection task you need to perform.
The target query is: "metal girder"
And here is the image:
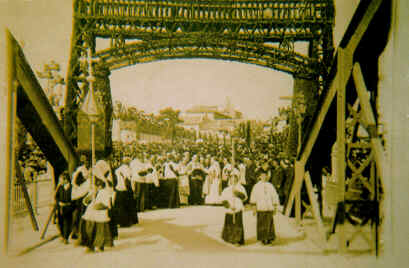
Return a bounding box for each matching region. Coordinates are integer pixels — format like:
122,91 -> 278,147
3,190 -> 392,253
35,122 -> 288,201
76,0 -> 333,44
89,26 -> 320,43
95,37 -> 319,75
65,0 -> 334,146
75,0 -> 333,27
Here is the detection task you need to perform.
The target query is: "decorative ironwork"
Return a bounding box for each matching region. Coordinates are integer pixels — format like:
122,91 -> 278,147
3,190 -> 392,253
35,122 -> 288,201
65,0 -> 335,148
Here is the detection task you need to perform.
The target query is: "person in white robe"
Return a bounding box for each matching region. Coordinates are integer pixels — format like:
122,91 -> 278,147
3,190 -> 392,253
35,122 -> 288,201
220,172 -> 247,246
187,155 -> 206,205
161,154 -> 180,208
203,157 -> 222,205
178,153 -> 191,205
221,158 -> 232,190
79,160 -> 114,252
250,169 -> 280,245
113,157 -> 133,227
71,154 -> 91,239
130,155 -> 149,212
143,157 -> 157,210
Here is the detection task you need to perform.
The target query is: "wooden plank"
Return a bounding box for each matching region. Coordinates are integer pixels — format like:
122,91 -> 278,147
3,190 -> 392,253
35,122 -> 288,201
10,33 -> 77,173
305,172 -> 327,243
15,161 -> 39,231
17,234 -> 60,257
299,0 -> 382,165
336,48 -> 348,253
295,188 -> 301,224
284,160 -> 305,217
40,205 -> 57,240
3,29 -> 17,254
352,63 -> 385,191
370,160 -> 377,253
15,54 -> 78,174
346,0 -> 384,53
300,74 -> 337,164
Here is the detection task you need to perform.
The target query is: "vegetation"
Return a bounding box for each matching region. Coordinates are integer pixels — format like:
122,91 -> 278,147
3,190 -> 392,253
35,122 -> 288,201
113,101 -> 196,141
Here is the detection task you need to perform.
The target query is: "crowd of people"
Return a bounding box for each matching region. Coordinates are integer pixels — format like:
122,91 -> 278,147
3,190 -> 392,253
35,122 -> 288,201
53,138 -> 296,252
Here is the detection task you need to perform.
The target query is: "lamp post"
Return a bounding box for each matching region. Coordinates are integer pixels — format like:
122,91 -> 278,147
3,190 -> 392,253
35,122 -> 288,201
80,48 -> 100,197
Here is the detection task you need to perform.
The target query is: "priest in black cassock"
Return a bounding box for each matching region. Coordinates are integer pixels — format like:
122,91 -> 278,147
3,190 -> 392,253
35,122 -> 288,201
55,171 -> 73,244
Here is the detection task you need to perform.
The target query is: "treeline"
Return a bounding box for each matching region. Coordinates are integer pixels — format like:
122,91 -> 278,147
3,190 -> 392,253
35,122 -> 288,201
113,101 -> 196,140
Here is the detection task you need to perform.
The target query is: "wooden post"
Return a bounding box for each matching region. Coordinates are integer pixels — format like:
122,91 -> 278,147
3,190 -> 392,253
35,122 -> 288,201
336,48 -> 348,253
40,205 -> 57,240
231,137 -> 236,168
352,63 -> 385,191
304,172 -> 327,243
91,122 -> 96,197
285,160 -> 305,218
295,188 -> 302,225
33,178 -> 38,215
3,29 -> 17,254
15,162 -> 39,231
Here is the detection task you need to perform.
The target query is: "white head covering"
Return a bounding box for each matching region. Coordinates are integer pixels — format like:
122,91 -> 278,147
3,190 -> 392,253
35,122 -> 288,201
93,160 -> 112,184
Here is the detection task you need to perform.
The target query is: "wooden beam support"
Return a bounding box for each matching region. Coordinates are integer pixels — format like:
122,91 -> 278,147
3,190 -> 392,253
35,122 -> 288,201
336,47 -> 350,253
295,188 -> 302,225
40,205 -> 57,240
352,63 -> 385,191
305,172 -> 327,243
285,160 -> 305,217
298,0 -> 383,165
15,55 -> 78,174
3,29 -> 17,255
15,161 -> 39,232
345,0 -> 384,53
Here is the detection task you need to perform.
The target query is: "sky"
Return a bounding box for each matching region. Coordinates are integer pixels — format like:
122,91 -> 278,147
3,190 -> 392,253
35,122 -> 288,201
0,0 -> 360,120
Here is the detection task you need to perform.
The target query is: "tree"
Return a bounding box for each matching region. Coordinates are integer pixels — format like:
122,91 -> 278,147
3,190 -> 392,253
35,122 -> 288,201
157,107 -> 182,125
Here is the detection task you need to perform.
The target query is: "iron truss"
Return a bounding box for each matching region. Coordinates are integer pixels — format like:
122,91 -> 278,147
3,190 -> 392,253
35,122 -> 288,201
95,37 -> 320,74
65,0 -> 334,145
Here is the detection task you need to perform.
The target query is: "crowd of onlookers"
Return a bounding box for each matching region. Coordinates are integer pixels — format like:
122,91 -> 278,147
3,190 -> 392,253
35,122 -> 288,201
51,136 -> 296,251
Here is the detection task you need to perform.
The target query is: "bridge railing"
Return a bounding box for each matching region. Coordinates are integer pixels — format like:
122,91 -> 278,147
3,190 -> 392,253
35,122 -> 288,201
76,0 -> 332,23
13,178 -> 54,217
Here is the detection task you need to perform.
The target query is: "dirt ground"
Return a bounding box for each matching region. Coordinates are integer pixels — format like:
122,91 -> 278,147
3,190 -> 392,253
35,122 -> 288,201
3,205 -> 379,268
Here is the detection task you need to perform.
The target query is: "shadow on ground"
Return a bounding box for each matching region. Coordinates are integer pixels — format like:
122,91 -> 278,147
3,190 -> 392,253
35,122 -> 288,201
115,217 -> 237,253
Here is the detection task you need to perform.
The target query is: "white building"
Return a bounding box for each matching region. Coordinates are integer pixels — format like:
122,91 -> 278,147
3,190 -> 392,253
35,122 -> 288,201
178,98 -> 243,137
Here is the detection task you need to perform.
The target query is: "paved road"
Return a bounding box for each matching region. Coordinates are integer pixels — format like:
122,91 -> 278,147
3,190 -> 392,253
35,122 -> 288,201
4,206 -> 378,268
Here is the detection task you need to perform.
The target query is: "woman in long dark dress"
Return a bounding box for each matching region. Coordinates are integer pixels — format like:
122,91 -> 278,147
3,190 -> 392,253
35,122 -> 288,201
188,155 -> 206,205
114,157 -> 134,227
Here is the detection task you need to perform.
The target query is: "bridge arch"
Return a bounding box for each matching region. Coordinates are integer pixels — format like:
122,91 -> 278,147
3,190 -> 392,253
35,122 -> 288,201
96,38 -> 320,76
64,0 -> 335,154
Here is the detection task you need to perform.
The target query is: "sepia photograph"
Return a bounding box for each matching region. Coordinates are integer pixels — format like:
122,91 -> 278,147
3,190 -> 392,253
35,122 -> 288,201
0,0 -> 408,267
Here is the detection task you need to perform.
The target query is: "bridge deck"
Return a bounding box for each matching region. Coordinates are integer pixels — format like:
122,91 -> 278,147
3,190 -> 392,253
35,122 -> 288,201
75,0 -> 333,42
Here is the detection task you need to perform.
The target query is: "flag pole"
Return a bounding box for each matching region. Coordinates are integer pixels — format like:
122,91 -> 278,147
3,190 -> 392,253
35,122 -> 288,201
84,47 -> 98,199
